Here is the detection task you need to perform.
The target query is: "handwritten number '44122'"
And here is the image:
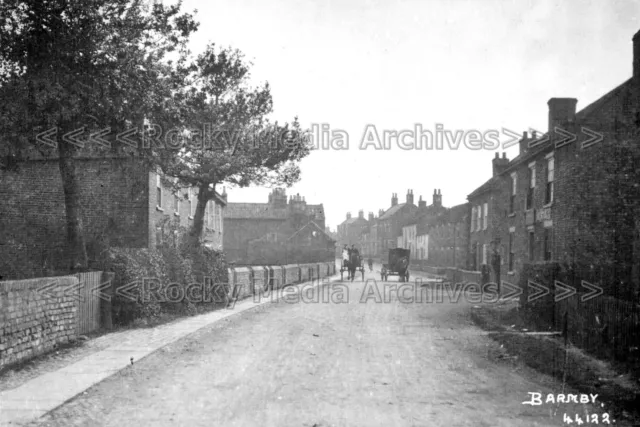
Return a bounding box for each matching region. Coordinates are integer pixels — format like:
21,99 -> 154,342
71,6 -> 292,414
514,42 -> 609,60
563,413 -> 611,424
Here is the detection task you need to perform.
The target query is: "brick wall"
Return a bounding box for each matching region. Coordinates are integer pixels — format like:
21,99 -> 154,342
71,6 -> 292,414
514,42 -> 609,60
0,276 -> 78,370
0,158 -> 149,279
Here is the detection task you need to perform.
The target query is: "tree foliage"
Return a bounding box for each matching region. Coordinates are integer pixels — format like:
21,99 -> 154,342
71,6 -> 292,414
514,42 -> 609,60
0,0 -> 199,269
158,44 -> 311,245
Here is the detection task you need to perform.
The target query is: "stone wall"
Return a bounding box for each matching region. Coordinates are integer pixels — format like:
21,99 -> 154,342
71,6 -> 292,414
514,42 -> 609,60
0,276 -> 79,370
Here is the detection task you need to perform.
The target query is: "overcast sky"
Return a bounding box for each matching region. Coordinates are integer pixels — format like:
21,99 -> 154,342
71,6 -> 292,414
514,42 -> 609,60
180,0 -> 639,230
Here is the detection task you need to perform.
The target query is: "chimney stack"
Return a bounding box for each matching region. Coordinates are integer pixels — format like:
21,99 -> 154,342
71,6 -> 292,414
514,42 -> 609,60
548,97 -> 577,138
391,193 -> 398,207
406,189 -> 414,205
634,29 -> 640,82
492,151 -> 510,176
358,209 -> 364,219
519,131 -> 529,156
368,212 -> 374,221
378,209 -> 385,217
346,212 -> 351,220
433,189 -> 442,208
418,195 -> 427,208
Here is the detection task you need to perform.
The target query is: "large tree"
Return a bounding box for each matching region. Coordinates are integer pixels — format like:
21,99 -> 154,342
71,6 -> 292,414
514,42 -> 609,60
0,0 -> 198,270
159,44 -> 311,246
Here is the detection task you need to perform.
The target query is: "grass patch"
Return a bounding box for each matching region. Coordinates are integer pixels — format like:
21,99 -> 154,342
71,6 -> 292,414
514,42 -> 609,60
470,303 -> 640,425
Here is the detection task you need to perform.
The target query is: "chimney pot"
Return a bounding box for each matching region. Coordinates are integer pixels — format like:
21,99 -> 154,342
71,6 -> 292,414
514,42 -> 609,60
495,152 -> 499,159
502,152 -> 506,159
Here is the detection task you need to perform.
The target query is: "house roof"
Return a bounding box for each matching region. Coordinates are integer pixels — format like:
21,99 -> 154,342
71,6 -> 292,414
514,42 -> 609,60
467,176 -> 497,200
339,216 -> 368,226
379,203 -> 414,220
438,203 -> 469,225
287,221 -> 336,242
575,78 -> 634,123
224,203 -> 289,219
212,192 -> 227,207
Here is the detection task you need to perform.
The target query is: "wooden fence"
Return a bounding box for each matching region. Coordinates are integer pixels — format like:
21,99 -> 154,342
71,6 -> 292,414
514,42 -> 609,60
75,271 -> 103,335
554,294 -> 640,362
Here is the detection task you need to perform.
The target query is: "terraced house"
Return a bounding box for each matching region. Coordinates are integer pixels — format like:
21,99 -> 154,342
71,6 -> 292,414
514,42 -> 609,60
466,29 -> 640,297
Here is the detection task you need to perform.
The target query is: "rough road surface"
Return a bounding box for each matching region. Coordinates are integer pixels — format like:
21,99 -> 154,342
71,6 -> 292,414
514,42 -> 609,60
23,268 -> 616,427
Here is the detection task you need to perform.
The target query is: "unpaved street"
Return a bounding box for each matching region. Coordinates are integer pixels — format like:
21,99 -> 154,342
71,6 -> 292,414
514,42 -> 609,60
25,269 -> 612,426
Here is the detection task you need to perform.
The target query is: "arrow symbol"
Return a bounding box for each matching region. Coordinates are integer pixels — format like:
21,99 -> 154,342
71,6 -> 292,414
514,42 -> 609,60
116,281 -> 139,302
116,127 -> 139,148
528,128 -> 550,148
37,280 -> 60,299
554,126 -> 576,149
91,280 -> 113,302
500,281 -> 523,300
527,280 -> 550,302
36,128 -> 58,148
62,127 -> 86,148
501,128 -> 521,149
581,127 -> 603,149
581,280 -> 603,302
62,280 -> 85,302
554,280 -> 576,302
88,127 -> 111,148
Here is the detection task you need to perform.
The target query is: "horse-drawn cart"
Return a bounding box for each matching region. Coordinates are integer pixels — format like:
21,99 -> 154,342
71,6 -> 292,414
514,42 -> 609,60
340,251 -> 365,281
380,248 -> 410,282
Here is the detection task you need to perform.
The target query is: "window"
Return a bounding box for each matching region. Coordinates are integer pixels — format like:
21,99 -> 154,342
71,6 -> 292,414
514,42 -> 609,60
482,244 -> 488,265
510,172 -> 517,213
156,174 -> 162,208
544,228 -> 551,261
471,243 -> 478,271
526,163 -> 535,210
483,203 -> 488,230
212,202 -> 217,231
189,189 -> 195,217
508,232 -> 514,271
545,157 -> 554,204
476,205 -> 482,230
528,231 -> 535,261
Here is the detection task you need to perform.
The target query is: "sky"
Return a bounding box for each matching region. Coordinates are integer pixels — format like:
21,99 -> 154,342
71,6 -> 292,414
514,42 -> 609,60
179,0 -> 639,230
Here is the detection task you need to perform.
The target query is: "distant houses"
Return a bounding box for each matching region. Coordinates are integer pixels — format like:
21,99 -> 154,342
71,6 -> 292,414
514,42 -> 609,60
223,188 -> 334,265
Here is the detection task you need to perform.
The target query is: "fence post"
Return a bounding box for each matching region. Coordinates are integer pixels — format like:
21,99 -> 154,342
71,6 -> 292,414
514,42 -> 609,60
101,271 -> 115,331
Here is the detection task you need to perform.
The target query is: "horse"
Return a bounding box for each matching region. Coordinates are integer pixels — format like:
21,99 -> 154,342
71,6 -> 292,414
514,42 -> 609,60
348,251 -> 360,282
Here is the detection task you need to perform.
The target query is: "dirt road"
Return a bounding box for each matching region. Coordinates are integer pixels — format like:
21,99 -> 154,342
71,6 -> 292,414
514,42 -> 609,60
25,269 -> 616,426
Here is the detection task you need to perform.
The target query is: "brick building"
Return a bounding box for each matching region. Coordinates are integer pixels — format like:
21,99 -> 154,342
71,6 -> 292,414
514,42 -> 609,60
223,189 -> 327,264
360,212 -> 378,258
400,189 -> 446,261
246,220 -> 335,265
426,203 -> 470,269
465,28 -> 640,295
337,210 -> 369,247
374,190 -> 419,258
0,156 -> 226,279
